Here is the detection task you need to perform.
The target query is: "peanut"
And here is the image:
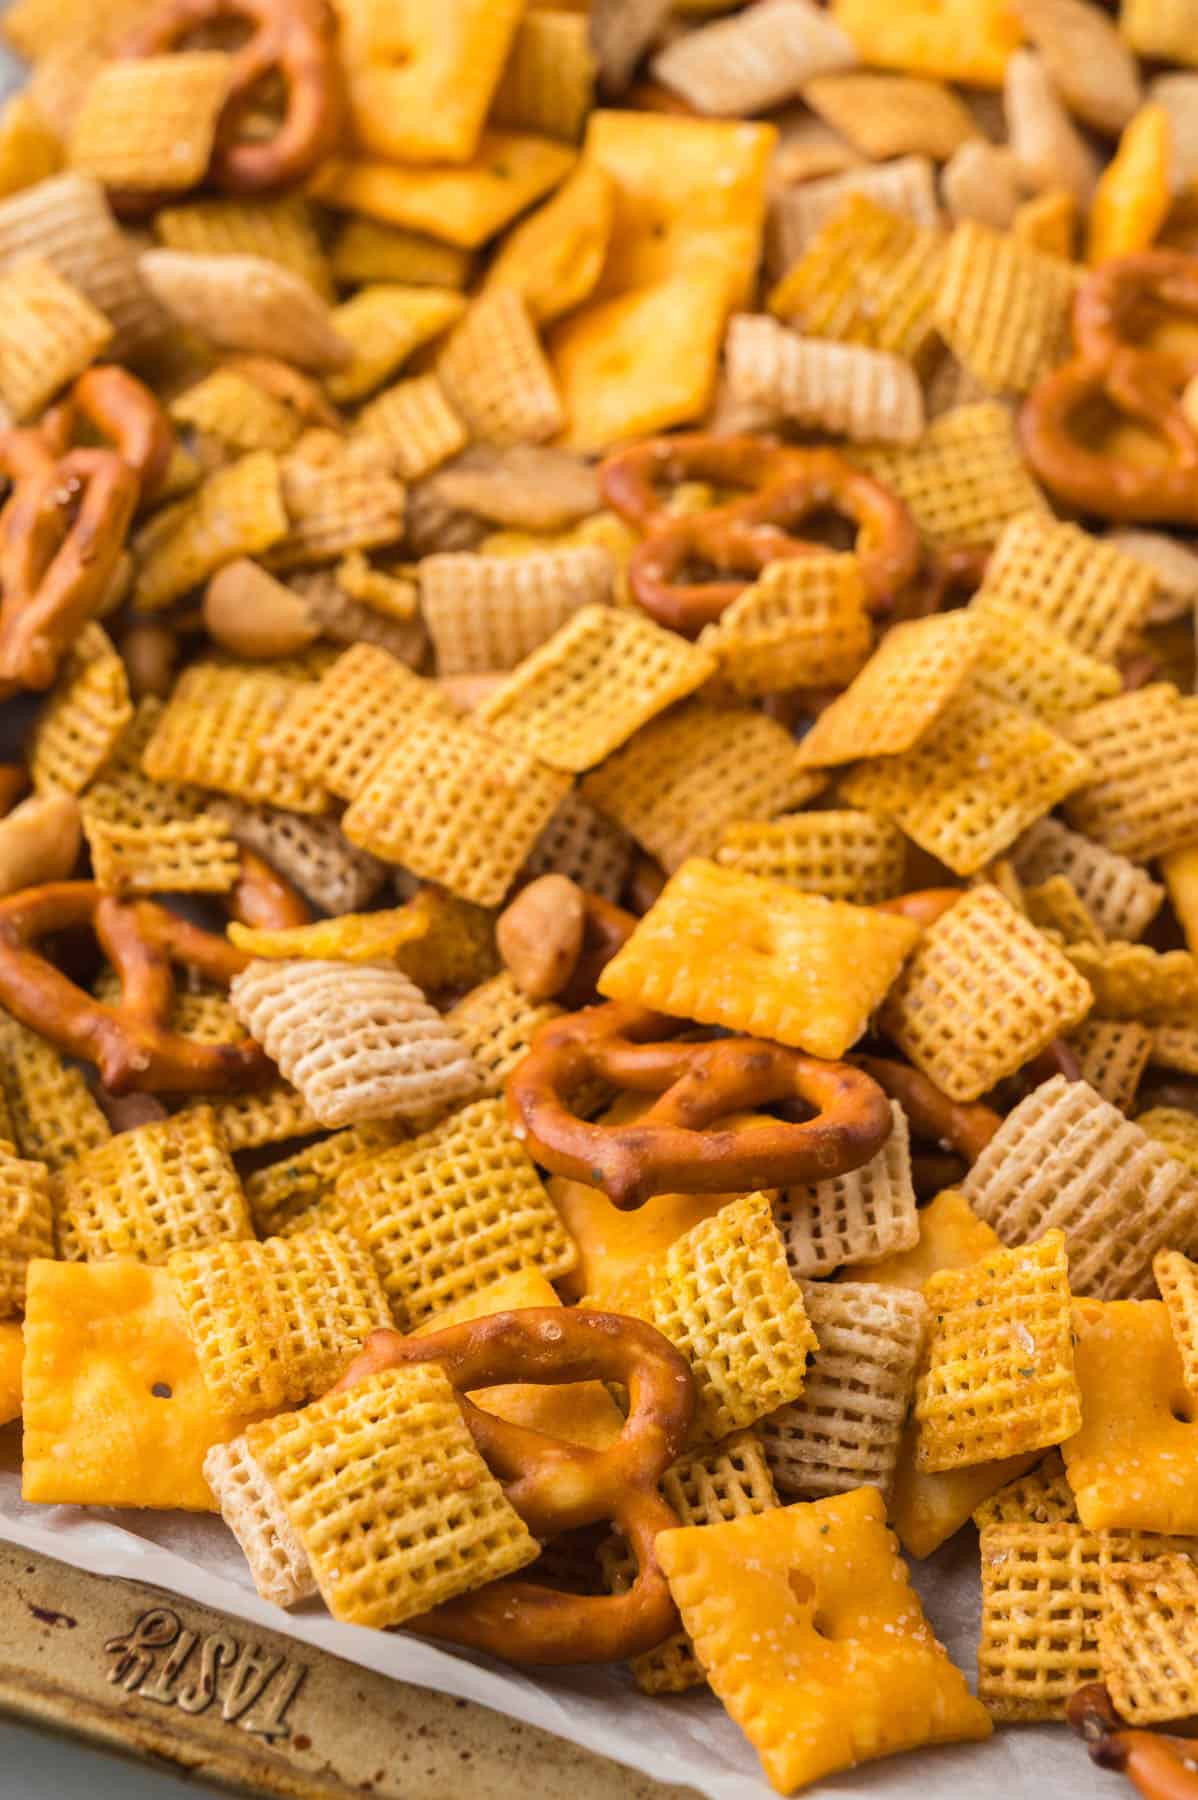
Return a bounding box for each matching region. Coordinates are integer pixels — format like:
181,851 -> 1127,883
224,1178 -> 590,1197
0,792 -> 82,896
203,559 -> 320,660
119,621 -> 178,699
497,874 -> 586,1001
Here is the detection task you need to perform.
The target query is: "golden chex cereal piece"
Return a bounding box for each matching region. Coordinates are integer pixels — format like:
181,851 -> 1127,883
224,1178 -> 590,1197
697,553 -> 871,699
134,451 -> 289,613
155,193 -> 331,297
934,220 -> 1077,395
776,1102 -> 918,1277
602,857 -> 920,1059
582,702 -> 824,871
0,1013 -> 109,1172
1063,684 -> 1198,862
795,611 -> 983,770
68,52 -> 230,191
448,972 -> 562,1098
28,623 -> 132,797
478,605 -> 715,773
1024,874 -> 1105,946
230,958 -> 481,1130
139,249 -> 349,372
170,1228 -> 393,1415
341,709 -> 571,906
0,91 -> 61,202
354,373 -> 469,482
243,1124 -> 402,1239
142,662 -> 327,814
61,1108 -> 252,1265
858,402 -> 1051,550
978,1520 -> 1104,1719
245,1363 -> 539,1630
267,434 -> 406,571
438,289 -> 563,446
769,192 -> 946,367
1009,815 -> 1164,940
651,0 -> 855,115
1152,1025 -> 1198,1077
769,156 -> 939,276
169,368 -> 303,456
598,1431 -> 780,1696
321,1097 -> 575,1327
1064,1298 -> 1198,1535
263,643 -> 446,803
325,284 -> 465,404
844,1187 -> 1002,1290
23,1259 -> 249,1509
644,1191 -> 817,1439
716,809 -> 905,906
179,1081 -> 317,1155
760,1280 -> 926,1501
491,8 -> 595,141
1069,1018 -> 1153,1110
658,1487 -> 991,1791
1153,1250 -> 1198,1404
964,1077 -> 1198,1301
421,546 -> 615,676
980,513 -> 1156,662
841,687 -> 1092,876
722,313 -> 924,444
0,252 -> 112,418
0,1144 -> 53,1316
203,1434 -> 317,1608
916,1230 -> 1080,1472
330,218 -> 473,290
1064,941 -> 1198,1022
1100,1555 -> 1198,1724
971,594 -> 1122,721
972,1448 -> 1079,1529
1140,1109 -> 1198,1178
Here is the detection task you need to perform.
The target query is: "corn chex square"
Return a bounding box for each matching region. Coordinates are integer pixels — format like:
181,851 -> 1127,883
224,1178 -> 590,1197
841,686 -> 1092,876
141,662 -> 327,814
768,156 -> 939,275
1064,942 -> 1198,1023
1100,1556 -> 1198,1725
971,595 -> 1121,721
715,809 -> 906,906
244,1363 -> 540,1630
979,514 -> 1156,662
582,703 -> 825,872
477,605 -> 714,772
169,1229 -> 393,1415
68,53 -> 231,192
934,220 -> 1077,396
1009,815 -> 1163,942
447,973 -> 562,1097
134,452 -> 289,613
972,1449 -> 1078,1530
0,1145 -> 54,1315
697,554 -> 872,698
858,403 -> 1050,550
915,1230 -> 1080,1473
321,1098 -> 576,1328
964,1078 -> 1198,1301
421,547 -> 614,676
775,1103 -> 918,1277
0,253 -> 112,419
265,434 -> 406,571
1024,874 -> 1104,947
28,623 -> 132,798
760,1280 -> 926,1501
0,1014 -> 109,1172
262,643 -> 446,803
1063,684 -> 1198,863
601,858 -> 920,1060
243,1125 -> 403,1238
354,373 -> 469,481
1156,1250 -> 1198,1403
978,1521 -> 1104,1720
325,284 -> 465,404
169,369 -> 302,457
881,890 -> 1093,1102
154,193 -> 331,296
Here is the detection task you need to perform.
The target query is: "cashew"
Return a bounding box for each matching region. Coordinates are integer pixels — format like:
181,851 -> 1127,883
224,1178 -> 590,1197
203,559 -> 320,660
497,874 -> 586,1001
119,621 -> 178,699
0,792 -> 82,896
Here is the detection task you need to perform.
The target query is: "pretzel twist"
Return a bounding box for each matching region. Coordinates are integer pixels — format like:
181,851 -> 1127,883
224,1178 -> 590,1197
334,1308 -> 697,1665
1021,251 -> 1198,524
856,1058 -> 1002,1166
121,0 -> 341,194
599,433 -> 922,633
1068,1685 -> 1198,1800
508,1000 -> 894,1209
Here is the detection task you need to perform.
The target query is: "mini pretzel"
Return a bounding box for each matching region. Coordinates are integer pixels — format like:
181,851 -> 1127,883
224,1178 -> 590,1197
508,1000 -> 894,1209
1021,251 -> 1198,525
599,433 -> 922,633
121,0 -> 341,195
334,1308 -> 696,1665
857,1057 -> 1002,1166
0,850 -> 310,1093
1068,1685 -> 1198,1800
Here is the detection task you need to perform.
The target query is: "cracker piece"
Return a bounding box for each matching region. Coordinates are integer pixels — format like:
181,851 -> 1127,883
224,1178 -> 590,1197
830,0 -> 1022,79
522,787 -> 631,900
438,289 -> 562,447
28,623 -> 132,797
61,1108 -> 251,1265
978,1521 -> 1104,1720
134,451 -> 290,613
68,52 -> 230,192
760,1280 -> 926,1499
1024,874 -> 1105,947
447,973 -> 562,1097
0,1320 -> 21,1426
857,402 -> 1050,550
0,1013 -> 109,1171
1064,942 -> 1198,1023
203,1435 -> 317,1607
341,711 -> 571,905
139,250 -> 349,372
1063,1298 -> 1198,1535
1009,815 -> 1163,942
980,514 -> 1156,662
477,605 -> 714,772
698,554 -> 871,699
794,612 -> 983,771
842,689 -> 1092,876
844,1188 -> 1002,1290
243,1125 -> 403,1239
207,797 -> 386,915
582,703 -> 824,871
421,547 -> 615,676
170,1228 -> 393,1414
1068,1018 -> 1152,1110
645,1191 -> 817,1439
261,643 -> 445,803
154,193 -> 331,296
491,9 -> 594,140
1139,1109 -> 1198,1178
651,0 -> 854,115
353,374 -> 468,481
230,958 -> 481,1131
0,1145 -> 54,1316
483,160 -> 613,328
325,1097 -> 576,1326
600,857 -> 920,1059
325,284 -> 464,404
767,156 -> 939,275
964,1078 -> 1198,1302
971,594 -> 1122,721
658,1488 -> 991,1792
775,1102 -> 918,1276
715,809 -> 905,905
1099,1556 -> 1198,1725
972,1448 -> 1078,1528
1063,685 -> 1198,862
934,220 -> 1076,396
1152,1026 -> 1198,1076
723,313 -> 924,445
246,1363 -> 539,1629
0,253 -> 111,419
141,662 -> 326,814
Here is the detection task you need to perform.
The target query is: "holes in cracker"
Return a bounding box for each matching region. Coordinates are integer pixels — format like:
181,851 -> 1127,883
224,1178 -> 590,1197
150,1381 -> 173,1399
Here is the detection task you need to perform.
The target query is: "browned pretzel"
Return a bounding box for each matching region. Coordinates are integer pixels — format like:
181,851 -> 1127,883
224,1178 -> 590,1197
508,1000 -> 893,1209
1068,1685 -> 1198,1800
334,1308 -> 696,1665
857,1057 -> 1002,1165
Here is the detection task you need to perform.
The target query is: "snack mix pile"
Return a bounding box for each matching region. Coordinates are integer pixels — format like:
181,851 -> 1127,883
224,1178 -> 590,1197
2,0 -> 1198,1791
